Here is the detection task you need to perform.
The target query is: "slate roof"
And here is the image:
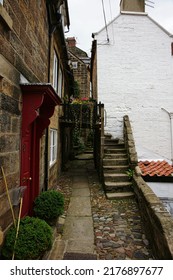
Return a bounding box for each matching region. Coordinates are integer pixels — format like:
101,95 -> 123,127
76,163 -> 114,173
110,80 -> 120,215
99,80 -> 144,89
138,160 -> 173,177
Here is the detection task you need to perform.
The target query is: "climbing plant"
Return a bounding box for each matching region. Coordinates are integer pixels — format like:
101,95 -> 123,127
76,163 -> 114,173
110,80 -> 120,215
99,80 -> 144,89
70,97 -> 95,152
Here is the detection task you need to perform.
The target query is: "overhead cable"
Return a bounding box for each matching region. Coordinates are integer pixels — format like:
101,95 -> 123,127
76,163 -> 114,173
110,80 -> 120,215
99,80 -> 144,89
101,0 -> 109,43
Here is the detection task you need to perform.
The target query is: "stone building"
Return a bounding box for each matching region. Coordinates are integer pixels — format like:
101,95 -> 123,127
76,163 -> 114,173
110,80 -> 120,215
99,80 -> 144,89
92,0 -> 173,162
0,0 -> 72,237
66,37 -> 90,99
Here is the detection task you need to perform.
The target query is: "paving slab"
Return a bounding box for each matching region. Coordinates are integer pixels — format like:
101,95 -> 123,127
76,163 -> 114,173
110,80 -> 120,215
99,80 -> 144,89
72,181 -> 89,189
63,252 -> 97,260
65,240 -> 95,254
67,197 -> 92,216
72,188 -> 90,197
73,176 -> 88,183
63,216 -> 94,241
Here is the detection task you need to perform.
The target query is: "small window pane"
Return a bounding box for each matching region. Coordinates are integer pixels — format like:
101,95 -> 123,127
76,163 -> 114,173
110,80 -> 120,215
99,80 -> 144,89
58,67 -> 63,98
53,51 -> 59,92
50,129 -> 57,166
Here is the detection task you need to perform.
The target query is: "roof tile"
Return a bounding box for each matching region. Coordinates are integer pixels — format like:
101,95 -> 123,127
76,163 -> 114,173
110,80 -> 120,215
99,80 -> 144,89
138,160 -> 173,177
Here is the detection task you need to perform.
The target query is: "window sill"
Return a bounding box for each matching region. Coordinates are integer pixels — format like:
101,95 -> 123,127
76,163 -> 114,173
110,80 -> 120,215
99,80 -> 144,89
0,4 -> 13,30
49,160 -> 57,168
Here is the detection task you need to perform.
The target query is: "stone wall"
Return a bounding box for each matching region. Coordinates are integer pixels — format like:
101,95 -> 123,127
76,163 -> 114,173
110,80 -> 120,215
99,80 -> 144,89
123,115 -> 138,169
133,174 -> 173,259
124,115 -> 173,259
0,0 -> 49,231
1,0 -> 48,82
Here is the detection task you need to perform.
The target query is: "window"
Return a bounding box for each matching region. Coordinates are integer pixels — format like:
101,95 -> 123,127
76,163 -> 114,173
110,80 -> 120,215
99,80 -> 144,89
53,51 -> 59,92
50,129 -> 57,166
72,61 -> 78,69
58,67 -> 63,98
0,0 -> 3,5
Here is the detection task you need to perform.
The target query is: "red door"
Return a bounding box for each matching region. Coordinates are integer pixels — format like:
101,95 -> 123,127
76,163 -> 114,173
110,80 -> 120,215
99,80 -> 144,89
20,122 -> 40,217
20,126 -> 32,217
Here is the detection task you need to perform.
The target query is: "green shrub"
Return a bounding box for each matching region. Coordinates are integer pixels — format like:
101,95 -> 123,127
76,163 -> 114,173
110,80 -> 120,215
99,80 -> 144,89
33,190 -> 64,224
2,216 -> 52,260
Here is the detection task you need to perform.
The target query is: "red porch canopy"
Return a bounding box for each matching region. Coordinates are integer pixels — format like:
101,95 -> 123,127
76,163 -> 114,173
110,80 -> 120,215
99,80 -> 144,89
20,83 -> 62,137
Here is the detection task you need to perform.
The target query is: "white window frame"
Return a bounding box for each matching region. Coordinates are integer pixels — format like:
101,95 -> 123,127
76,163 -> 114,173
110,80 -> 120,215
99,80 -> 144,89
58,66 -> 63,98
50,129 -> 58,166
60,5 -> 65,31
72,61 -> 78,69
53,51 -> 59,92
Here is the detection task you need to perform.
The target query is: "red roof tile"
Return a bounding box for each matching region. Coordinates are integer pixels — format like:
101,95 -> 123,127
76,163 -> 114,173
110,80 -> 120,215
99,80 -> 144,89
138,160 -> 173,177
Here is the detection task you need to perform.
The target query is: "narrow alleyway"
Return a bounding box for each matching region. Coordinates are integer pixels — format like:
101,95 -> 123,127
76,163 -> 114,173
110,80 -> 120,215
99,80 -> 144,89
47,156 -> 153,260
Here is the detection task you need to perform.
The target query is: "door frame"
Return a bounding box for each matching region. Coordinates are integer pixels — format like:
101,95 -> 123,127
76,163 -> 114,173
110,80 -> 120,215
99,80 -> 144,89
20,84 -> 61,217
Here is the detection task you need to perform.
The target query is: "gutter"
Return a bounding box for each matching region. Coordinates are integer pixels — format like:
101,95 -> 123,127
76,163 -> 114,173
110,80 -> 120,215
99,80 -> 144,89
161,108 -> 173,165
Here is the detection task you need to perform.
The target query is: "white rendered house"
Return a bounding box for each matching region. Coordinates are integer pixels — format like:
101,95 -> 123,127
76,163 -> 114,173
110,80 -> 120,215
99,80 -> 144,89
93,0 -> 173,163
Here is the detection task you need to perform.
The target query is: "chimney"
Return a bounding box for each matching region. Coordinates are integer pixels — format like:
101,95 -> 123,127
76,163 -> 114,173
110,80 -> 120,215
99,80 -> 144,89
66,37 -> 76,47
120,0 -> 145,13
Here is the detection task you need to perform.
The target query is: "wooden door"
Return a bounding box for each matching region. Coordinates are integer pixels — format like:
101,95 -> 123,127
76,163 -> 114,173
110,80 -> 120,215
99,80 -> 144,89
20,126 -> 32,217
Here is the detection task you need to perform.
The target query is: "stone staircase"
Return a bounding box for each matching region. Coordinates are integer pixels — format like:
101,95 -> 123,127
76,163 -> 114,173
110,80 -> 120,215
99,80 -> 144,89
103,134 -> 134,199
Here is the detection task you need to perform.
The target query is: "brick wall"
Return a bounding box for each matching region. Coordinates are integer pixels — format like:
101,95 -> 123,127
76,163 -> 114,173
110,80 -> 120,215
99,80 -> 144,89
67,38 -> 90,98
96,13 -> 173,161
73,62 -> 90,98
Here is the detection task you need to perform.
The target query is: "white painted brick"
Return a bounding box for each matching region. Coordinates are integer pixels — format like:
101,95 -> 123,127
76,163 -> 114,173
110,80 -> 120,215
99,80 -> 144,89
95,14 -> 173,161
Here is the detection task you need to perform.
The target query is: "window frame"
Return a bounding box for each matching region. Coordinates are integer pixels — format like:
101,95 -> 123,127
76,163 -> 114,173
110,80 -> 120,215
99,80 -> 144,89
53,50 -> 59,92
49,129 -> 58,167
58,66 -> 63,98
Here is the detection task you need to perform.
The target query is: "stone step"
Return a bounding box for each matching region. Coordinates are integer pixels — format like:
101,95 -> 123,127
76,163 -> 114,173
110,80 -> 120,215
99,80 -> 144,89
84,149 -> 93,154
103,165 -> 129,173
104,146 -> 125,150
104,181 -> 132,192
104,143 -> 125,149
104,133 -> 112,139
104,153 -> 128,159
103,158 -> 129,166
104,173 -> 129,182
104,148 -> 127,154
104,138 -> 119,145
106,192 -> 135,200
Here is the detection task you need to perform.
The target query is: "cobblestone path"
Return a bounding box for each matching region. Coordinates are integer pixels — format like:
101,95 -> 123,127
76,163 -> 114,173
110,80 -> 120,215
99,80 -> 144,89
54,159 -> 153,260
87,161 -> 153,260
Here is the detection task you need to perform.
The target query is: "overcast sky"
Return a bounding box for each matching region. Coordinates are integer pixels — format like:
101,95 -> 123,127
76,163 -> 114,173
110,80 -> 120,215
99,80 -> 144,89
66,0 -> 173,55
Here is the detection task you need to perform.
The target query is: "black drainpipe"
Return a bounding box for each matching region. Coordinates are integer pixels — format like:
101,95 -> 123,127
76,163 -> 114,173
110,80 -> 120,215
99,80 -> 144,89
44,4 -> 52,191
44,2 -> 59,191
45,1 -> 68,190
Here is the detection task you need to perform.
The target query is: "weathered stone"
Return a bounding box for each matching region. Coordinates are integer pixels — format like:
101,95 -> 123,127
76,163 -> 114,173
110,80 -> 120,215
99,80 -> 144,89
0,227 -> 4,245
133,250 -> 146,259
143,239 -> 149,246
0,93 -> 20,115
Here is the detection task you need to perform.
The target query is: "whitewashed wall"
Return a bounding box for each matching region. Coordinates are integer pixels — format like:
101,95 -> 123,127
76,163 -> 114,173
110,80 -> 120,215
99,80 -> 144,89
95,13 -> 173,161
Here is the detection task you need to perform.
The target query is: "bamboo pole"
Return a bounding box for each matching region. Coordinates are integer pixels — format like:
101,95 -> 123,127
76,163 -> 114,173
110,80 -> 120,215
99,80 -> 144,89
12,197 -> 23,260
1,166 -> 16,228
